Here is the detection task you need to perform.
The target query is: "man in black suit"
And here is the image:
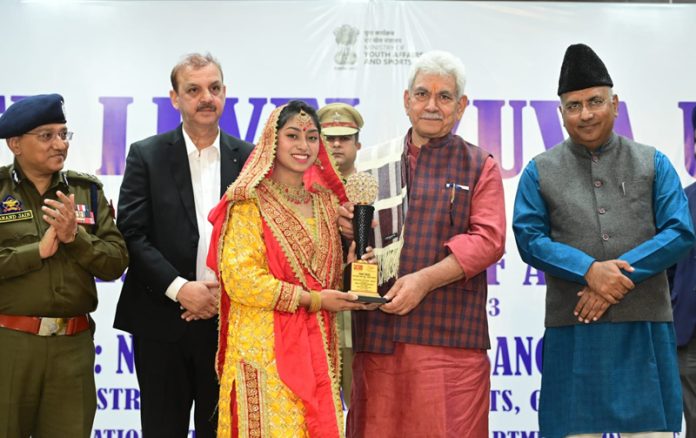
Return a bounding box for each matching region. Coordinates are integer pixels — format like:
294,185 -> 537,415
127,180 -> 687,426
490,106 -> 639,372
114,53 -> 253,437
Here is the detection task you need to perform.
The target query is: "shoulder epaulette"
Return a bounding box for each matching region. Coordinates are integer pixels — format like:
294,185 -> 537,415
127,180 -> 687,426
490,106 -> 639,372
64,170 -> 103,188
0,166 -> 10,180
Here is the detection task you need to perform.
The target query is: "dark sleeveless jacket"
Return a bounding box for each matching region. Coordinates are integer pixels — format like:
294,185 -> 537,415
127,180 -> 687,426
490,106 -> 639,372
535,134 -> 671,327
352,133 -> 492,353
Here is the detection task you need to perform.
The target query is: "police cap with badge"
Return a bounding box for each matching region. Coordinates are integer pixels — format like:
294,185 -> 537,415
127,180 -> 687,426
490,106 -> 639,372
318,103 -> 364,136
0,93 -> 66,139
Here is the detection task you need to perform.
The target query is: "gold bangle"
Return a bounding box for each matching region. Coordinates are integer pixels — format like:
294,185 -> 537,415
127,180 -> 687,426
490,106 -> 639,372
308,291 -> 322,313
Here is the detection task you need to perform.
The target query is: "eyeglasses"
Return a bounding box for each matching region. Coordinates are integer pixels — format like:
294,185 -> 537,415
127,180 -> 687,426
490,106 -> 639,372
411,89 -> 457,105
563,97 -> 608,115
23,130 -> 74,142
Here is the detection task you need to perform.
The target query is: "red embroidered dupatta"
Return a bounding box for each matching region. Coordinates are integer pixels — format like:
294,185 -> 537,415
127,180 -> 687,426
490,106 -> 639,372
207,104 -> 348,437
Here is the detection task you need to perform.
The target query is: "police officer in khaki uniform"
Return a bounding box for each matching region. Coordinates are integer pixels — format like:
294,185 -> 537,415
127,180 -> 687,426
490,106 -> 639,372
318,102 -> 365,407
318,102 -> 364,180
0,94 -> 128,438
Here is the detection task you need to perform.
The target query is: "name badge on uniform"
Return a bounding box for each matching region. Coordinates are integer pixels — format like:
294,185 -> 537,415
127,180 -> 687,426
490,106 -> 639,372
75,204 -> 95,225
0,195 -> 33,223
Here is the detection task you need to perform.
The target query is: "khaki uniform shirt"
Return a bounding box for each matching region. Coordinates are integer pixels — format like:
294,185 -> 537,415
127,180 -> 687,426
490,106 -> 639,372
0,162 -> 128,317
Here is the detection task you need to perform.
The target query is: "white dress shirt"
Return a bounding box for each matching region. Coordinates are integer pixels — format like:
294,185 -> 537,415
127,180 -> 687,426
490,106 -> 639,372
165,129 -> 221,301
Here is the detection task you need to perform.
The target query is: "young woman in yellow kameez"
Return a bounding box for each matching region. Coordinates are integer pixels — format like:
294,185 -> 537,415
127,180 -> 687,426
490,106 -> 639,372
207,101 -> 369,438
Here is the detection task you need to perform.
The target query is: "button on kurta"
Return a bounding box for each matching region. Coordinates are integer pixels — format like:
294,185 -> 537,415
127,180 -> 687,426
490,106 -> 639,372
591,155 -> 599,163
594,180 -> 603,188
598,207 -> 606,214
602,233 -> 609,241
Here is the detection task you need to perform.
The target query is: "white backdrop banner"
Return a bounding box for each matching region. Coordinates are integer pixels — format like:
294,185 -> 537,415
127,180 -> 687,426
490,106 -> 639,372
1,1 -> 694,437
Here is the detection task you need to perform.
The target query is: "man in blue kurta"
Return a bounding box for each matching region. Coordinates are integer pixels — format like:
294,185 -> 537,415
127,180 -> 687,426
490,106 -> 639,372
669,106 -> 696,438
513,43 -> 695,438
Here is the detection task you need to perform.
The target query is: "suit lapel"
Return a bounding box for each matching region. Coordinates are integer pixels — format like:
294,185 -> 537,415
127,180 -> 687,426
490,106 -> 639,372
220,133 -> 243,198
168,126 -> 198,230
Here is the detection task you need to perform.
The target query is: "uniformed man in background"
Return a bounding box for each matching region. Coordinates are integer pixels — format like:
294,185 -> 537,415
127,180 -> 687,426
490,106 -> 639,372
318,102 -> 364,407
318,102 -> 364,180
0,93 -> 128,438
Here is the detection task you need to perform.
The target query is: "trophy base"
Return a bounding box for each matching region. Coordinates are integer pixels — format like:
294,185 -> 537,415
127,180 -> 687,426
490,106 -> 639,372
343,261 -> 384,303
350,291 -> 389,304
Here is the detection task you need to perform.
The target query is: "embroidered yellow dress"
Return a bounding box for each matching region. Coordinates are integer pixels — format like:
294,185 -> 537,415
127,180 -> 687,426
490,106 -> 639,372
217,188 -> 343,438
209,102 -> 348,438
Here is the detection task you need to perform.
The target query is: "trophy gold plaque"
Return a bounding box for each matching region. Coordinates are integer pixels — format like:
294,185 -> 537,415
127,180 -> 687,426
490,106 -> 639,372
343,172 -> 387,304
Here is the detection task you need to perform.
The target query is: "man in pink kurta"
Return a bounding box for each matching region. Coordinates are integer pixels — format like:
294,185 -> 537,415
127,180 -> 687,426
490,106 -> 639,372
343,51 -> 506,437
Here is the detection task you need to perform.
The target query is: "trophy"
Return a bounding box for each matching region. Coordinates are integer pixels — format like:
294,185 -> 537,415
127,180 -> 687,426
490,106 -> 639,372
343,172 -> 387,303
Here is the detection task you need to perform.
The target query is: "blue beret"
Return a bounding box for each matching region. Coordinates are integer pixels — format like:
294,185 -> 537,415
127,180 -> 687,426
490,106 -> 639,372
0,94 -> 67,139
692,106 -> 696,132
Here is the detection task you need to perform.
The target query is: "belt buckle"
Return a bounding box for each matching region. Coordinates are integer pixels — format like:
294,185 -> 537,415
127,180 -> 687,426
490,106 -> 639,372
37,317 -> 68,336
